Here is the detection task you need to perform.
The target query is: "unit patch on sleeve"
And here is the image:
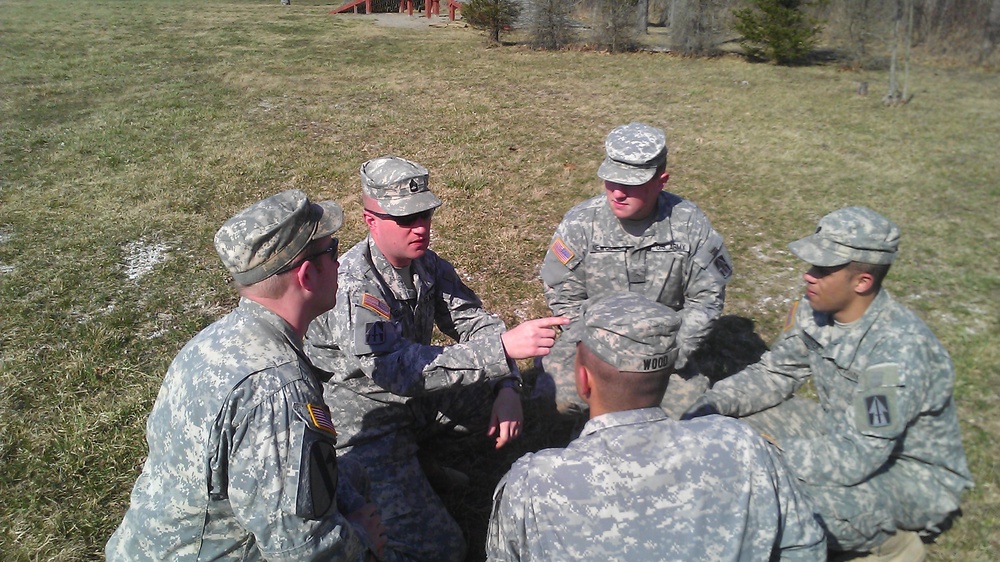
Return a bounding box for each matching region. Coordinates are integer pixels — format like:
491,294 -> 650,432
864,395 -> 891,427
853,363 -> 903,437
360,293 -> 391,320
551,237 -> 575,265
354,319 -> 397,355
712,250 -> 733,279
365,321 -> 388,347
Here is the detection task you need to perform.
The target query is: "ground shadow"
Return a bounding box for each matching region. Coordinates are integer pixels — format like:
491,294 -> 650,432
692,314 -> 770,385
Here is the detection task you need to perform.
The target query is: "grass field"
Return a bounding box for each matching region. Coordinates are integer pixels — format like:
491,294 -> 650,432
1,0 -> 997,560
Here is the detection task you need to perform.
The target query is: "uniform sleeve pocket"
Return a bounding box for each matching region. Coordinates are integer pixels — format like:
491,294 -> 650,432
852,363 -> 905,438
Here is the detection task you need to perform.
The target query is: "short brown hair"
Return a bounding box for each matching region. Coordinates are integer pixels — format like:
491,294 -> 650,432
847,261 -> 891,290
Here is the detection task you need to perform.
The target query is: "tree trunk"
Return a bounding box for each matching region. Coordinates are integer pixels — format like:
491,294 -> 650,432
884,0 -> 902,105
902,0 -> 913,102
983,0 -> 1000,62
637,0 -> 649,35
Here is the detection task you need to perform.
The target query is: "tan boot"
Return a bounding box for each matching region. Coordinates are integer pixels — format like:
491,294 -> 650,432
850,531 -> 926,562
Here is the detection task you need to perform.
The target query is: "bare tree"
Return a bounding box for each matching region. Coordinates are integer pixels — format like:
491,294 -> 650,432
592,0 -> 642,52
884,0 -> 914,105
671,0 -> 733,55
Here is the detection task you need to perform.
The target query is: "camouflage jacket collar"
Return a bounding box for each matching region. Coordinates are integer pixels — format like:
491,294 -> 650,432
800,289 -> 891,370
581,407 -> 671,437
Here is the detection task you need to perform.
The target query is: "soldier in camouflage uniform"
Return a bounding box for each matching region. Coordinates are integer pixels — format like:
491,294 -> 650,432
107,190 -> 386,561
685,207 -> 974,561
305,156 -> 568,562
540,122 -> 733,419
487,293 -> 827,561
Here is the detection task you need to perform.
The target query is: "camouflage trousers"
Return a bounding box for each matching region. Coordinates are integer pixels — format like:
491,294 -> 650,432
538,336 -> 709,420
340,385 -> 497,562
744,398 -> 962,553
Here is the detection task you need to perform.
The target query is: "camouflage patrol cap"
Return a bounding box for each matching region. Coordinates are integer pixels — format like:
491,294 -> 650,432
788,206 -> 900,267
360,156 -> 443,216
575,293 -> 681,373
214,189 -> 343,285
597,122 -> 668,186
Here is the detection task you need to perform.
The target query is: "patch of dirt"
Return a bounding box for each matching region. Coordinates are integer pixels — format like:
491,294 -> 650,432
335,12 -> 468,30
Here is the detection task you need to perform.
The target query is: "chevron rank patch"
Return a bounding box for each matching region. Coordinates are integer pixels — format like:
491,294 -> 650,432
307,403 -> 338,437
551,237 -> 575,265
360,293 -> 391,320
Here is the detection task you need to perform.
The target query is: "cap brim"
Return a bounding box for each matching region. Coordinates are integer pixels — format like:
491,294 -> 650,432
378,191 -> 443,216
312,200 -> 344,240
597,158 -> 657,186
788,235 -> 852,267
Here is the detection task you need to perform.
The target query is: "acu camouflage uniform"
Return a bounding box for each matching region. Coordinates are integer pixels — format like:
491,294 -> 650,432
487,294 -> 826,561
305,156 -> 519,562
695,207 -> 974,552
541,123 -> 732,416
107,191 -> 371,561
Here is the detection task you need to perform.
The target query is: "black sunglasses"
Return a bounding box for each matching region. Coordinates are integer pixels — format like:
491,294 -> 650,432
364,208 -> 434,227
276,238 -> 338,275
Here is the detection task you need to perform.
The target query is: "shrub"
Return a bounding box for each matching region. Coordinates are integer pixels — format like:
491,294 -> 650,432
592,0 -> 641,52
671,0 -> 737,55
463,0 -> 522,45
527,0 -> 578,50
732,0 -> 821,64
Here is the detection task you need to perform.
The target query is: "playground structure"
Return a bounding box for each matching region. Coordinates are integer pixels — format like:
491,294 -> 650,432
330,0 -> 463,21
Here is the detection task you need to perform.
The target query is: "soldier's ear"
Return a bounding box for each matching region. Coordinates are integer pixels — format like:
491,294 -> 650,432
853,271 -> 876,295
575,363 -> 592,402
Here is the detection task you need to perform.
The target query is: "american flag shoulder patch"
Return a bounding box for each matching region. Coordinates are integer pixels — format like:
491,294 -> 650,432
783,300 -> 799,332
551,237 -> 575,265
307,403 -> 338,437
360,293 -> 391,319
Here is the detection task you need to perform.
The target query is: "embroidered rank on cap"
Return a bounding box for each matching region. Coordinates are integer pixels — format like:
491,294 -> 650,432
865,395 -> 891,427
361,293 -> 391,320
552,237 -> 575,265
307,403 -> 338,437
783,300 -> 799,332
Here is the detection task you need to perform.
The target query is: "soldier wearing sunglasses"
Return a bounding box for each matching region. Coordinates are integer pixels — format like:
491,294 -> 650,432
306,156 -> 567,562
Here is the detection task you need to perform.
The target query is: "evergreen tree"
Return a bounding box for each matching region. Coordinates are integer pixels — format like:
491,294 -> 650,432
733,0 -> 821,63
463,0 -> 521,45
